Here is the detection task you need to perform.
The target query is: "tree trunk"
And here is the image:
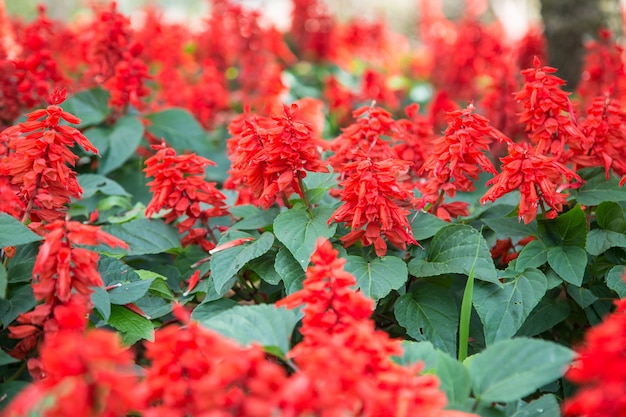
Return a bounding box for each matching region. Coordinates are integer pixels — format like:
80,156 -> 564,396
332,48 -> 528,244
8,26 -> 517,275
539,0 -> 622,90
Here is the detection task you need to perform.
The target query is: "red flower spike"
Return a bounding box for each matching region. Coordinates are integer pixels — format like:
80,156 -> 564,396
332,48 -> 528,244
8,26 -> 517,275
183,270 -> 201,296
481,142 -> 582,224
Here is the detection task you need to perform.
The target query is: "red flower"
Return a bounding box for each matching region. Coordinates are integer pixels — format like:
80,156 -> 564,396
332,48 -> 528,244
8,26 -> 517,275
392,103 -> 434,184
104,43 -> 150,113
144,142 -> 229,251
564,291 -> 626,417
481,142 -> 582,223
0,89 -> 98,224
3,330 -> 141,417
330,157 -> 416,256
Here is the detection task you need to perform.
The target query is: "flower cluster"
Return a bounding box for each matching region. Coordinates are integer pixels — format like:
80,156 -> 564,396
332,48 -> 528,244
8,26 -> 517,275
144,142 -> 229,251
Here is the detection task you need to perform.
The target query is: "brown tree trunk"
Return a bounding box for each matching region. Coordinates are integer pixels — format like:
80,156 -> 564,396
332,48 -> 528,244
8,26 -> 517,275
539,0 -> 622,91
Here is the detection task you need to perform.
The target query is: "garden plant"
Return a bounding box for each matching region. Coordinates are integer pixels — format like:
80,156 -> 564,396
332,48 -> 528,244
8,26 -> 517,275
0,0 -> 626,416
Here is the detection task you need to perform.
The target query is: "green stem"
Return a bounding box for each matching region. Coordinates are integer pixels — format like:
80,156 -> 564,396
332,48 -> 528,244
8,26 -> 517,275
458,229 -> 482,362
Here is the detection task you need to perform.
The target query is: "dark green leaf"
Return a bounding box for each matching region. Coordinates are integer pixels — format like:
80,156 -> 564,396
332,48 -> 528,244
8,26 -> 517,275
232,206 -> 280,230
133,294 -> 172,319
482,217 -> 538,241
516,298 -> 570,337
274,206 -> 337,270
567,286 -> 598,309
98,256 -> 140,286
146,108 -> 212,156
248,255 -> 282,285
209,232 -> 274,293
0,348 -> 18,366
511,394 -> 560,417
574,169 -> 626,205
547,246 -> 587,286
0,285 -> 36,328
0,381 -> 28,407
0,213 -> 43,247
60,87 -> 110,128
98,218 -> 181,256
596,201 -> 626,232
192,298 -> 238,322
197,304 -> 300,358
410,211 -> 449,241
550,204 -> 587,247
0,264 -> 6,299
78,174 -> 130,199
98,116 -> 144,175
344,255 -> 408,301
90,286 -> 111,321
515,240 -> 548,270
84,127 -> 110,156
275,247 -> 306,294
606,265 -> 626,297
108,279 -> 154,305
108,304 -> 154,345
395,283 -> 459,355
586,229 -> 626,256
302,171 -> 337,204
467,337 -> 574,403
474,268 -> 547,345
408,225 -> 499,285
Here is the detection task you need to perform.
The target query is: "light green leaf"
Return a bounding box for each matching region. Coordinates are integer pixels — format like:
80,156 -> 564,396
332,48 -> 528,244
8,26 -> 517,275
146,108 -> 212,156
606,265 -> 626,297
232,206 -> 280,230
574,168 -> 626,205
108,304 -> 154,345
467,337 -> 574,403
98,218 -> 181,256
408,224 -> 499,285
410,211 -> 449,241
90,286 -> 111,321
275,247 -> 306,294
274,206 -> 337,270
395,283 -> 459,356
192,298 -> 238,322
515,240 -> 548,270
98,116 -> 144,175
511,394 -> 560,417
585,229 -> 626,256
209,232 -> 274,294
474,268 -> 547,345
0,264 -> 6,299
78,174 -> 130,199
60,87 -> 110,128
0,213 -> 43,247
547,246 -> 587,286
344,255 -> 408,301
394,340 -> 438,369
197,304 -> 300,358
108,279 -> 154,305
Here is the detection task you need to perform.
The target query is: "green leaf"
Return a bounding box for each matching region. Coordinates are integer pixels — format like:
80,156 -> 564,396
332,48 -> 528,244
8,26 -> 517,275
98,116 -> 144,175
516,298 -> 570,337
596,201 -> 626,232
0,285 -> 36,328
197,304 -> 300,358
60,87 -> 110,128
547,246 -> 587,286
209,232 -> 275,293
275,246 -> 306,294
136,270 -> 175,301
146,108 -> 212,156
467,337 -> 574,403
474,268 -> 547,345
567,286 -> 598,309
482,217 -> 538,241
511,394 -> 560,417
0,213 -> 43,247
515,240 -> 548,270
410,211 -> 449,241
98,218 -> 181,256
549,204 -> 587,247
90,286 -> 111,321
0,348 -> 18,366
574,169 -> 626,205
274,206 -> 337,270
232,206 -> 280,230
0,381 -> 28,408
84,127 -> 110,156
585,229 -> 626,256
247,254 -> 282,285
394,340 -> 438,369
98,256 -> 140,286
191,298 -> 238,322
302,171 -> 337,204
344,255 -> 408,302
0,264 -> 6,299
606,265 -> 626,297
107,304 -> 154,345
108,279 -> 154,305
408,225 -> 499,285
395,283 -> 459,355
78,174 -> 130,199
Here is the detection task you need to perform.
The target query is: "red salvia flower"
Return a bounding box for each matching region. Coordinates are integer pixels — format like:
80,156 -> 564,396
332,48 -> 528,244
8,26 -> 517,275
144,142 -> 229,252
564,287 -> 626,417
289,0 -> 337,62
138,320 -> 287,417
104,42 -> 150,113
330,157 -> 416,256
516,57 -> 586,158
418,103 -> 510,220
392,103 -> 434,184
8,219 -> 128,359
277,239 -> 474,417
4,330 -> 141,417
481,142 -> 582,224
0,89 -> 98,224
